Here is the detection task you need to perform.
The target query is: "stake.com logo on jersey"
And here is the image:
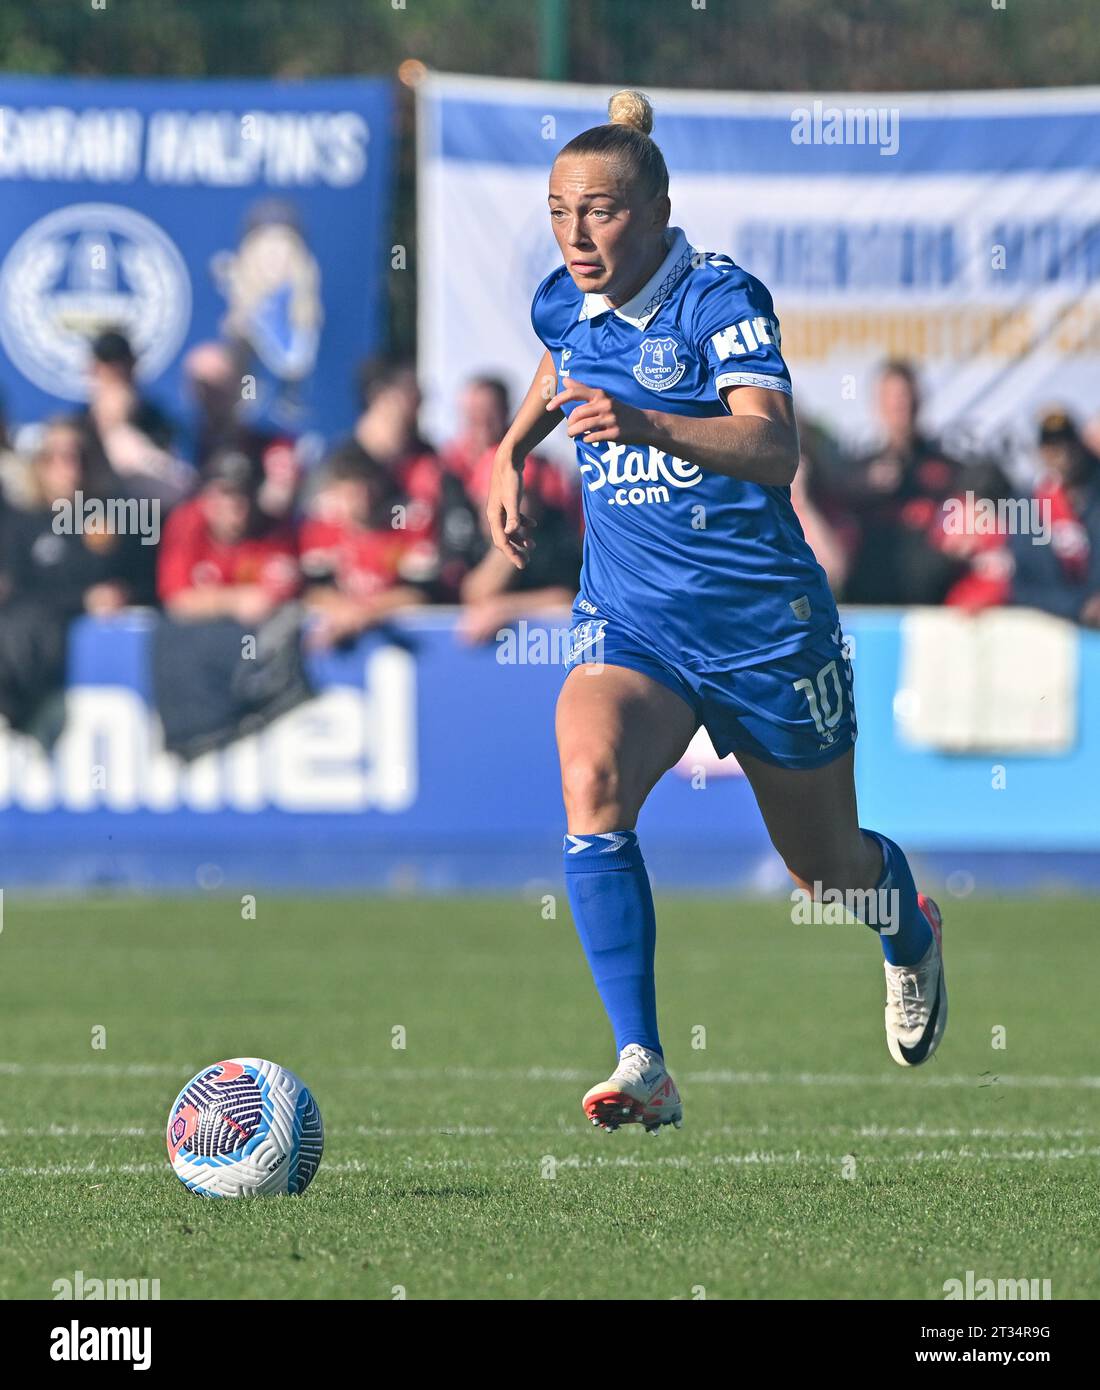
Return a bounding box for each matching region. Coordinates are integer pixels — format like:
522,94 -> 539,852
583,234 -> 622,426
578,440 -> 703,508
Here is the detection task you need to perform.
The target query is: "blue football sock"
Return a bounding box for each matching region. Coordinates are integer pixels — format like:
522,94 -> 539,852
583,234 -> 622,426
563,830 -> 661,1057
860,829 -> 934,966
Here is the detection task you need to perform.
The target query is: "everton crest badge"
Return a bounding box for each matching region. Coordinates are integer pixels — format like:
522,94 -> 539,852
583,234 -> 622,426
632,336 -> 687,392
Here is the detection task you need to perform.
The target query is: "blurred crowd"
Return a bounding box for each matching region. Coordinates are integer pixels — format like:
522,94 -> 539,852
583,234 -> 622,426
0,332 -> 586,738
793,361 -> 1100,623
2,333 -> 1100,737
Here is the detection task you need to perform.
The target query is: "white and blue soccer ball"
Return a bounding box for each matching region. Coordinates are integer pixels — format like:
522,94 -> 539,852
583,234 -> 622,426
166,1058 -> 323,1198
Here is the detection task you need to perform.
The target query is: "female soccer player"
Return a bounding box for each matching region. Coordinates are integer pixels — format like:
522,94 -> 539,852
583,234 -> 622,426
486,91 -> 946,1133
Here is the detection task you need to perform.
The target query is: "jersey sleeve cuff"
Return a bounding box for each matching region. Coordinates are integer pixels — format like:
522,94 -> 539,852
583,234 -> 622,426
714,371 -> 793,396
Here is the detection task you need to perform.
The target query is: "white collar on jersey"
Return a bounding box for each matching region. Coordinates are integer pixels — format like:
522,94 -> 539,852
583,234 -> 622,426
577,225 -> 696,330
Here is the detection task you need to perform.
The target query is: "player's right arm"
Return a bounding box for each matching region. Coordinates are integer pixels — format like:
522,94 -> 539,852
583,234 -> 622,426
486,348 -> 563,571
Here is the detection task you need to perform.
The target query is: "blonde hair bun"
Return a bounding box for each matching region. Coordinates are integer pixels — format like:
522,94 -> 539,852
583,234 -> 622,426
607,89 -> 654,136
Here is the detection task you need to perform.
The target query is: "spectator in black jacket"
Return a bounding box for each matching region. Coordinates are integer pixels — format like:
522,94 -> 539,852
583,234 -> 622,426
0,418 -> 157,737
182,339 -> 277,472
1,417 -> 158,616
841,360 -> 969,604
78,328 -> 190,507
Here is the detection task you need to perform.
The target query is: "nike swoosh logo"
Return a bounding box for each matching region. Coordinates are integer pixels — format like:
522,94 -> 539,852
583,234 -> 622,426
898,973 -> 942,1065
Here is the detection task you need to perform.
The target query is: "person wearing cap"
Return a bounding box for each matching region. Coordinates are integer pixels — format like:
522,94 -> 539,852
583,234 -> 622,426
1010,410 -> 1100,627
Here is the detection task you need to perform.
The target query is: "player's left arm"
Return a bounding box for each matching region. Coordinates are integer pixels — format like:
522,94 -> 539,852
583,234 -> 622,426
658,383 -> 799,486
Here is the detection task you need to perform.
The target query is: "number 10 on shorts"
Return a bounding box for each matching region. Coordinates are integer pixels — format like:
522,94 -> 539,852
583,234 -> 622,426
793,660 -> 845,737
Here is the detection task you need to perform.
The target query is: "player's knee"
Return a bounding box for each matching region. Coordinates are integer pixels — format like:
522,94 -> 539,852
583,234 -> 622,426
560,752 -> 625,829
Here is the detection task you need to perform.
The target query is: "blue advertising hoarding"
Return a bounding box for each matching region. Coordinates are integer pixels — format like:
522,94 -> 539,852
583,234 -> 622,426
0,609 -> 1097,893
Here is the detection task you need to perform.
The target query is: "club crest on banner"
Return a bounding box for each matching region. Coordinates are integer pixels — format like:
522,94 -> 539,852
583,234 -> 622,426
0,202 -> 192,401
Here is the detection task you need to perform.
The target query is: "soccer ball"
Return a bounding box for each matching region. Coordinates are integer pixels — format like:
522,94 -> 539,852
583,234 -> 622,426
166,1057 -> 323,1198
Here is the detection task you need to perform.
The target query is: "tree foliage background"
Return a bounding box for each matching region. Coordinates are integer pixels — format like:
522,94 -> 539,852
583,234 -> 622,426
3,0 -> 1097,88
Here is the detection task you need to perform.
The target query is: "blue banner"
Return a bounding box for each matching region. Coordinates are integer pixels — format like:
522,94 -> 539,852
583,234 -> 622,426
419,76 -> 1100,467
0,75 -> 393,441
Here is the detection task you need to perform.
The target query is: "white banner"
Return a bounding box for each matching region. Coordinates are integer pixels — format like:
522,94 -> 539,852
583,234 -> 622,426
418,76 -> 1100,472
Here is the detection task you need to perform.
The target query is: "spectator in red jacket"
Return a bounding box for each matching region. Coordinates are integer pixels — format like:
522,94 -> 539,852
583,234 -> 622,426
157,449 -> 299,626
298,445 -> 434,648
931,458 -> 1018,611
345,358 -> 485,598
1010,410 -> 1100,627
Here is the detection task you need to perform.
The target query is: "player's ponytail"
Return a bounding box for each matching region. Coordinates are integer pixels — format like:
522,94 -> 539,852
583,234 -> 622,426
558,89 -> 669,202
607,89 -> 654,136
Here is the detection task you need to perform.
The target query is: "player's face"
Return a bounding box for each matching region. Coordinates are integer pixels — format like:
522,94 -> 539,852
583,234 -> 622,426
548,155 -> 668,304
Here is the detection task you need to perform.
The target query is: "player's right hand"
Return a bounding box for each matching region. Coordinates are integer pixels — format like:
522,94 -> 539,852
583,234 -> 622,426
486,453 -> 537,570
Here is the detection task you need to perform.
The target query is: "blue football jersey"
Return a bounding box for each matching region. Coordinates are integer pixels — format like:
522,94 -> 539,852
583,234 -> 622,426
531,226 -> 837,672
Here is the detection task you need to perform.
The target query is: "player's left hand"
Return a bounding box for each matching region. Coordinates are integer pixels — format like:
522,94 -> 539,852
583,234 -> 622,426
546,380 -> 655,446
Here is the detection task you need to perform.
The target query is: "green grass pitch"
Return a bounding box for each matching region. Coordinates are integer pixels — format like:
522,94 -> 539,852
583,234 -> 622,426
1,893 -> 1097,1300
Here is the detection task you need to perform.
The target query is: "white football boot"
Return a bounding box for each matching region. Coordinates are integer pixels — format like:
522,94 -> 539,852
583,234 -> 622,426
884,894 -> 947,1066
582,1043 -> 683,1134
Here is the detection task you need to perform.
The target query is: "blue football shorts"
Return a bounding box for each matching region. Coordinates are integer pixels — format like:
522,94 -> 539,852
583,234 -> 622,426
563,609 -> 857,771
